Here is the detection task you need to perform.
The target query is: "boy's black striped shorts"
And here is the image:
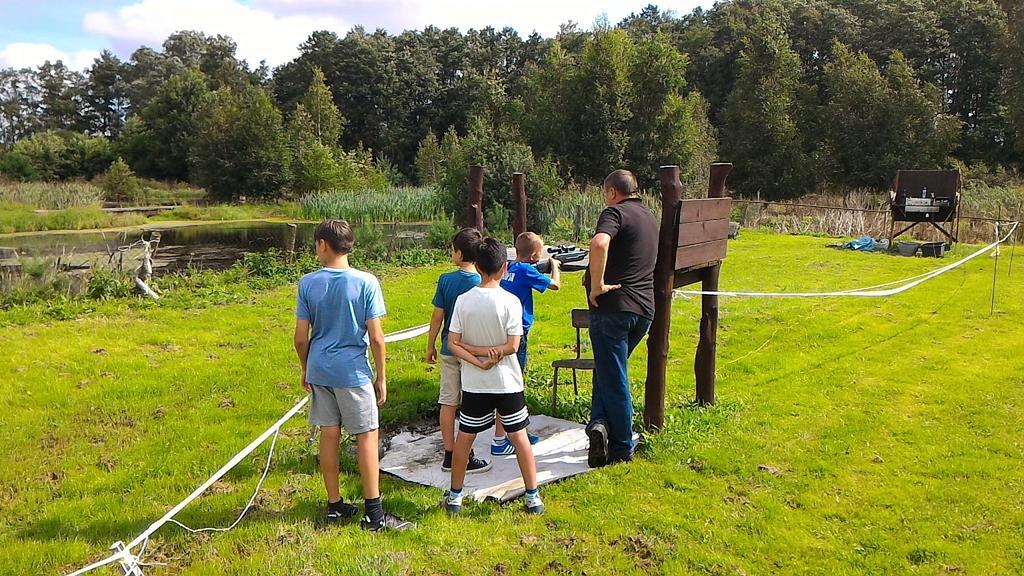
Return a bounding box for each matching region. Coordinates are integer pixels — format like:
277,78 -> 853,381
458,391 -> 530,434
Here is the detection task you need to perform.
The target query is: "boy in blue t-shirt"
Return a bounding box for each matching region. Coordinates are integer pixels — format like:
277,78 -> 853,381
295,219 -> 411,531
501,232 -> 561,372
425,228 -> 491,473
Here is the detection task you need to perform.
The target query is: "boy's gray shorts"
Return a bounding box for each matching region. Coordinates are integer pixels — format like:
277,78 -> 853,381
308,384 -> 379,435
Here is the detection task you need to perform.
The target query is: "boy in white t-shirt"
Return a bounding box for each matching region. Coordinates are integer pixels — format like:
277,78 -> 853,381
442,237 -> 544,515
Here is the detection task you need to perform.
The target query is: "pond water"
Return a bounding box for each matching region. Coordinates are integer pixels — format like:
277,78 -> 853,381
0,221 -> 431,275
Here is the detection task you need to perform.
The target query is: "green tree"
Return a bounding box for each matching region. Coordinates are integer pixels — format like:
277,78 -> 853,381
722,16 -> 814,199
122,69 -> 210,181
85,51 -> 130,137
190,86 -> 291,200
437,117 -> 561,232
99,157 -> 143,202
293,140 -> 343,195
884,51 -> 960,172
1001,0 -> 1024,160
8,130 -> 112,180
934,0 -> 1011,165
300,66 -> 343,146
37,61 -> 88,133
414,130 -> 444,185
822,42 -> 959,189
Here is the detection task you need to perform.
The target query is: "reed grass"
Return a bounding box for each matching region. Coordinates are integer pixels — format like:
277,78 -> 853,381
301,187 -> 448,223
0,181 -> 104,210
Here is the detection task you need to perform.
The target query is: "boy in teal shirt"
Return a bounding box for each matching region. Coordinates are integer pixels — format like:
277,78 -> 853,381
425,228 -> 491,473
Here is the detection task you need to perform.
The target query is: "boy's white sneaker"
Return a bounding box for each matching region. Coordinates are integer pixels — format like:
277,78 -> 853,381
442,489 -> 464,515
524,490 -> 545,515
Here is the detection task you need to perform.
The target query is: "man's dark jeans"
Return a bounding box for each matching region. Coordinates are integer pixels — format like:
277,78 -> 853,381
588,311 -> 652,459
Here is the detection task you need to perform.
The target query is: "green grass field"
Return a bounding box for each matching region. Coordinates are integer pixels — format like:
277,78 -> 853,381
2,231 -> 1022,575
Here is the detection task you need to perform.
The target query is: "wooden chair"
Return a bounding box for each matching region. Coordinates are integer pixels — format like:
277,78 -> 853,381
551,309 -> 595,412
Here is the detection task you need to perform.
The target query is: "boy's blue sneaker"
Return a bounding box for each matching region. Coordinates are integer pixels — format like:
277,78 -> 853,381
441,489 -> 464,515
528,432 -> 540,445
524,490 -> 545,515
490,438 -> 516,455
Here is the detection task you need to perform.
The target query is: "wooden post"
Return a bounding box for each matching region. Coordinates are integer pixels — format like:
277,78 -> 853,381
694,163 -> 732,406
468,165 -> 484,231
512,172 -> 527,239
643,165 -> 683,431
286,223 -> 298,262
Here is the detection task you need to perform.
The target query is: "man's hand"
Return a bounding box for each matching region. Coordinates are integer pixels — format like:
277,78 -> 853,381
424,346 -> 437,365
589,283 -> 621,307
300,372 -> 311,393
374,376 -> 387,406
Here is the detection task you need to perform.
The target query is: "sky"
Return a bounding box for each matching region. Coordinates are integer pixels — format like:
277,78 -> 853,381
0,0 -> 711,71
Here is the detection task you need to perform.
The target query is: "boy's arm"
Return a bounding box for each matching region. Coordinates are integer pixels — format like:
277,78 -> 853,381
448,332 -> 495,370
424,306 -> 444,364
459,341 -> 499,357
546,258 -> 561,291
367,316 -> 387,406
293,319 -> 311,393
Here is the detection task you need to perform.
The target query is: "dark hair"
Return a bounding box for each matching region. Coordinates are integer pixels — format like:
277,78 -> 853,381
314,219 -> 354,254
603,169 -> 638,196
474,237 -> 507,276
452,227 -> 483,262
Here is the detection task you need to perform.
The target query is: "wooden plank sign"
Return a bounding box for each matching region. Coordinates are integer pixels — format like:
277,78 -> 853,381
673,197 -> 731,280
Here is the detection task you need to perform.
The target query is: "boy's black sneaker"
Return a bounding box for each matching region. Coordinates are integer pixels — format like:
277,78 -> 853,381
586,420 -> 609,468
325,500 -> 358,522
441,449 -> 492,474
360,512 -> 415,532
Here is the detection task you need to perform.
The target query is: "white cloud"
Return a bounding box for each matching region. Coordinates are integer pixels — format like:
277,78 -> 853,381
83,0 -> 351,67
0,42 -> 99,70
253,0 -> 709,36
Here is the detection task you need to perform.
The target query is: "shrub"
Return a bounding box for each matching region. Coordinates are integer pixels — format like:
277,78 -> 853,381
99,158 -> 144,202
436,118 -> 562,233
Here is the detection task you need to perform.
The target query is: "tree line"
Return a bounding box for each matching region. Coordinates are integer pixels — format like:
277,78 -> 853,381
0,0 -> 1022,203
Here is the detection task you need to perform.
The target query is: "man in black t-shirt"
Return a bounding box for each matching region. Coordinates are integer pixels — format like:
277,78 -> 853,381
583,169 -> 657,467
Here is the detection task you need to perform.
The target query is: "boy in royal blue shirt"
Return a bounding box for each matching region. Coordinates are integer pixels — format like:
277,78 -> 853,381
295,219 -> 412,531
490,232 -> 560,456
501,232 -> 561,372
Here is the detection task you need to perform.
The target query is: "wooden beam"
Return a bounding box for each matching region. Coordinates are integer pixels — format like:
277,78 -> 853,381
674,261 -> 721,288
694,162 -> 731,406
679,219 -> 730,247
468,165 -> 484,230
679,198 -> 731,223
644,165 -> 682,431
512,172 -> 526,239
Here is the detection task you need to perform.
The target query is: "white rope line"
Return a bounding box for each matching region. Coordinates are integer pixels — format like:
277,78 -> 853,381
675,222 -> 1019,298
66,323 -> 430,576
166,428 -> 281,535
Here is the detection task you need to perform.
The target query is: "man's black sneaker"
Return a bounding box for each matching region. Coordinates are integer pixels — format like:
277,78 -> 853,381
586,420 -> 609,468
441,449 -> 491,474
360,512 -> 415,532
607,451 -> 633,465
325,500 -> 358,522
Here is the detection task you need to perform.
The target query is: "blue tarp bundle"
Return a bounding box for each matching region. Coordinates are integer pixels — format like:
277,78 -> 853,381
831,236 -> 890,252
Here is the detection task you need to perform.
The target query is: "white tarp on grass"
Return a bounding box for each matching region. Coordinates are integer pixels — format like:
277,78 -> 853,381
380,414 -> 592,503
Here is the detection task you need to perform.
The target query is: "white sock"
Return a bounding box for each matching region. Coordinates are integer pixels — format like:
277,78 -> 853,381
492,435 -> 506,444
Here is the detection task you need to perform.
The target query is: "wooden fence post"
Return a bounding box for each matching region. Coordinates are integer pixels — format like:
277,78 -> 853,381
512,172 -> 527,239
643,165 -> 683,431
468,165 -> 484,231
694,163 -> 732,406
